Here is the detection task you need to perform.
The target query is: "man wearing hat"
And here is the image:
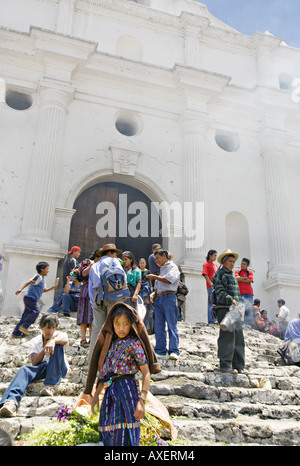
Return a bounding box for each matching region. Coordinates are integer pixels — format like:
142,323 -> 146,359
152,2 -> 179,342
213,249 -> 245,374
88,243 -> 127,359
63,246 -> 81,287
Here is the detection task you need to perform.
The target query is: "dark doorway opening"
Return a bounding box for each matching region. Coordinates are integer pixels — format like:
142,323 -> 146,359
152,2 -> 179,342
68,181 -> 162,266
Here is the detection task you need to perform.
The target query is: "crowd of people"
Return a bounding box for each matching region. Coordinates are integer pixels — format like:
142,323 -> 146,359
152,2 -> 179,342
0,242 -> 184,446
202,249 -> 290,339
0,242 -> 297,446
202,248 -> 294,375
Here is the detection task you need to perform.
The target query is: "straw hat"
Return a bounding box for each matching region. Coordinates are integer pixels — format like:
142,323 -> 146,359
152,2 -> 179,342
98,243 -> 122,257
217,249 -> 239,264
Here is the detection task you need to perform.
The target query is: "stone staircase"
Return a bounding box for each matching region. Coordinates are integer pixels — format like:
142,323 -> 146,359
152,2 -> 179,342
1,314 -> 300,446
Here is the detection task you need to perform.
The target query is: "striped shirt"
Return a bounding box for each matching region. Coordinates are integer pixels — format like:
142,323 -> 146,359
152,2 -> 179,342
213,266 -> 240,310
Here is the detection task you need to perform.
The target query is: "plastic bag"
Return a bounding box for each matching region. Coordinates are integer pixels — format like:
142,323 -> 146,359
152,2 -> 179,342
220,303 -> 245,332
137,295 -> 147,321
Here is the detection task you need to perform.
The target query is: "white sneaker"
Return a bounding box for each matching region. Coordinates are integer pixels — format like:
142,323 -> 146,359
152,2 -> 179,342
40,385 -> 55,396
0,401 -> 17,417
155,353 -> 167,360
169,353 -> 179,360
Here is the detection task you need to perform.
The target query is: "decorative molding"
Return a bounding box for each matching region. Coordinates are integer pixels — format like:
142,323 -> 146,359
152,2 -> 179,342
2,243 -> 64,260
263,275 -> 300,291
110,146 -> 141,176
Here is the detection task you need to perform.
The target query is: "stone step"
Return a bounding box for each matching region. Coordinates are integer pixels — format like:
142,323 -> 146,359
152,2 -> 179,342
173,418 -> 300,446
0,379 -> 82,398
1,315 -> 297,446
3,392 -> 300,446
0,395 -> 77,441
156,394 -> 300,421
150,378 -> 300,406
152,367 -> 300,391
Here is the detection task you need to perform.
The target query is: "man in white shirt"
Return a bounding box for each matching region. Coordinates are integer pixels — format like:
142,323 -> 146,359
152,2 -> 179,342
0,314 -> 68,417
148,249 -> 180,361
276,299 -> 290,339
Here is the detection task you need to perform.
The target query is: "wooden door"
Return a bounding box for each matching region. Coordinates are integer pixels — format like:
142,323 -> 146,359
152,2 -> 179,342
69,183 -> 118,261
68,182 -> 162,267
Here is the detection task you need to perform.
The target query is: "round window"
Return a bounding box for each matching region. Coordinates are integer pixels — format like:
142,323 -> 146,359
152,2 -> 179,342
5,90 -> 32,110
215,131 -> 240,153
115,111 -> 142,137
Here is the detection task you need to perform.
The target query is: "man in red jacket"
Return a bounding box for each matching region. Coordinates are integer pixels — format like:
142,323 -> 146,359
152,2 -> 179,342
235,258 -> 254,326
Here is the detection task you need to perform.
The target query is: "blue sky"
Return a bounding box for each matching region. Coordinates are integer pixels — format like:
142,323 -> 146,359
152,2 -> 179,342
196,0 -> 300,49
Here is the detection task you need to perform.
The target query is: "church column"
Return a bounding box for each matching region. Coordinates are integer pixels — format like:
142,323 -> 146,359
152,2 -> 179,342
262,136 -> 300,315
262,139 -> 297,275
180,118 -> 206,262
57,0 -> 76,36
19,84 -> 74,247
2,84 -> 74,316
181,14 -> 208,69
254,33 -> 280,88
179,118 -> 208,323
184,30 -> 201,69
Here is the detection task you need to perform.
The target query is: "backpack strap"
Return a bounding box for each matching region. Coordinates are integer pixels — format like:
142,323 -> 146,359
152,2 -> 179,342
238,269 -> 249,277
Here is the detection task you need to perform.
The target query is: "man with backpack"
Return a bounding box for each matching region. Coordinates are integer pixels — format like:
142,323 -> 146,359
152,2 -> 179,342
88,243 -> 129,359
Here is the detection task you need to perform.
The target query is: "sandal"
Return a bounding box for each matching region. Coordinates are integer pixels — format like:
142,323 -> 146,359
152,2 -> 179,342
80,339 -> 89,348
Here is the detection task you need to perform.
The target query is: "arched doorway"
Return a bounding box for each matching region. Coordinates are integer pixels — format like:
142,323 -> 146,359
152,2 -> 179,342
68,181 -> 162,265
225,211 -> 251,261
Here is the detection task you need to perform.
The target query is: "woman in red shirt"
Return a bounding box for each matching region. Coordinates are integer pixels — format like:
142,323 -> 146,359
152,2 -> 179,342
202,250 -> 218,324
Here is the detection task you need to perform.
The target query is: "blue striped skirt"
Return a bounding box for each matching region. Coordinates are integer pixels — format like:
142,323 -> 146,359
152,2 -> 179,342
98,376 -> 140,446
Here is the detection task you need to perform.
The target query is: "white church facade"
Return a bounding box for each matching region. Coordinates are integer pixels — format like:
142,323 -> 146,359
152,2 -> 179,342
1,0 -> 300,322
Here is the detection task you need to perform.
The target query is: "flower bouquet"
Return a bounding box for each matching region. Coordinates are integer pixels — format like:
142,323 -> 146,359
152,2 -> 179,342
21,403 -> 170,446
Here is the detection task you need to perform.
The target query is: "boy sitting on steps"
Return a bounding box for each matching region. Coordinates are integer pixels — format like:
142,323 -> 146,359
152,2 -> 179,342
0,314 -> 68,418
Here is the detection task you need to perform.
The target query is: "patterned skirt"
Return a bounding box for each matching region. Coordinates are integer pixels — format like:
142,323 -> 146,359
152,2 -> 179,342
77,283 -> 93,325
98,376 -> 140,446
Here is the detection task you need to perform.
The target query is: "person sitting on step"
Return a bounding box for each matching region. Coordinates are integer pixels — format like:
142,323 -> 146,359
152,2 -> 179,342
0,314 -> 68,418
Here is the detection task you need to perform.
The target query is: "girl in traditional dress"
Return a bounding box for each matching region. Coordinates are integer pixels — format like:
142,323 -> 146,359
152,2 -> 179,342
74,250 -> 101,347
121,251 -> 142,310
89,303 -> 160,446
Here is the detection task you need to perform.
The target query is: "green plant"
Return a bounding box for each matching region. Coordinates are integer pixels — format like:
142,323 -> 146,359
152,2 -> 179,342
22,404 -> 175,447
22,405 -> 99,446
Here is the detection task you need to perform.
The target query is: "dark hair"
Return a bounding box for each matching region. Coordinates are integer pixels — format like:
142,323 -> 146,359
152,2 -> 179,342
122,251 -> 137,269
254,299 -> 261,306
154,248 -> 171,259
39,314 -> 59,329
242,258 -> 250,266
89,249 -> 102,260
36,261 -> 49,273
111,305 -> 135,340
278,299 -> 286,305
221,254 -> 236,264
152,243 -> 161,251
206,250 -> 217,261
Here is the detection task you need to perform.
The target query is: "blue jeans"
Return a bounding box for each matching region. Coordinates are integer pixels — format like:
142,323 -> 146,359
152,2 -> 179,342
207,287 -> 217,324
0,345 -> 68,407
240,294 -> 253,326
47,288 -> 63,313
154,294 -> 180,356
12,296 -> 40,336
62,293 -> 79,316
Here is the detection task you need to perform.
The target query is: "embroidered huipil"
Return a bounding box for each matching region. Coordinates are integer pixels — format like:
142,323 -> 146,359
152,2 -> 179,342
97,336 -> 147,446
98,336 -> 147,381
